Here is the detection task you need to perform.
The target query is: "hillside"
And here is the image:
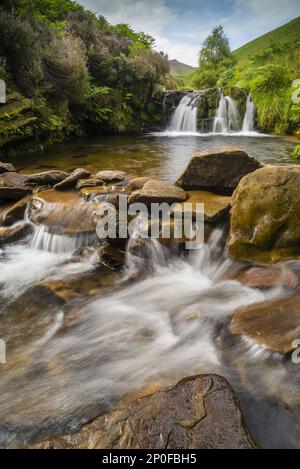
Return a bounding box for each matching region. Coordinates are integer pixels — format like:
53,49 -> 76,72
169,59 -> 196,76
233,17 -> 300,69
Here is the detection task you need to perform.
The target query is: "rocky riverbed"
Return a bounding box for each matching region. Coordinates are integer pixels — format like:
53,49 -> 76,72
0,147 -> 300,448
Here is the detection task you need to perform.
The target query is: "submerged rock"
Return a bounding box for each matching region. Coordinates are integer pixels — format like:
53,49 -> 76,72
176,147 -> 261,195
0,161 -> 16,174
230,293 -> 300,354
0,223 -> 32,246
54,168 -> 91,191
31,374 -> 255,449
128,180 -> 187,206
228,165 -> 300,263
170,190 -> 231,223
25,170 -> 69,185
96,170 -> 126,183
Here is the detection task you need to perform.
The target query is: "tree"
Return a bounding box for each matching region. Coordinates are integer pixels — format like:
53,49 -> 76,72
199,25 -> 231,67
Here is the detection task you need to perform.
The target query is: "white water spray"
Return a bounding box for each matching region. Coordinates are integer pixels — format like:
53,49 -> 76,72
242,94 -> 256,132
169,93 -> 198,132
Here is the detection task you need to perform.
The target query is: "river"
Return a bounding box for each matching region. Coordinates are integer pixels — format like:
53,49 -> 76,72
0,132 -> 299,449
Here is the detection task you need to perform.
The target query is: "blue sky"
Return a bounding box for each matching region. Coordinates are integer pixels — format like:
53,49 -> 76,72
78,0 -> 300,65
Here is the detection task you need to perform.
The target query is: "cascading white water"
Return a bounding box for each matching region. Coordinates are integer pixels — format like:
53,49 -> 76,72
30,225 -> 96,253
169,93 -> 198,132
213,93 -> 228,133
242,94 -> 256,132
213,94 -> 241,133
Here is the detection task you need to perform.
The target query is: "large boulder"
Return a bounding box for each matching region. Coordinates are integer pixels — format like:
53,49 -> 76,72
25,170 -> 69,185
176,147 -> 261,195
31,374 -> 255,449
54,168 -> 91,191
228,165 -> 300,263
128,180 -> 187,206
230,293 -> 300,354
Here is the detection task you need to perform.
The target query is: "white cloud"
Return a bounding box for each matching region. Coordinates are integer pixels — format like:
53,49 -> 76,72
78,0 -> 300,67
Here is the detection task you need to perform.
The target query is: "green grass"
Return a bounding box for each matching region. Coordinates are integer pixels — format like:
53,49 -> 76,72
233,17 -> 300,70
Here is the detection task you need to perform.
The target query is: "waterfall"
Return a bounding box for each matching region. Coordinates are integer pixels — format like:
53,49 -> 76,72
213,93 -> 241,133
213,93 -> 228,133
169,92 -> 198,132
30,225 -> 96,253
242,94 -> 256,132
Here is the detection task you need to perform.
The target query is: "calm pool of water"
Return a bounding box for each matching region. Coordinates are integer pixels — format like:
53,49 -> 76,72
10,133 -> 297,180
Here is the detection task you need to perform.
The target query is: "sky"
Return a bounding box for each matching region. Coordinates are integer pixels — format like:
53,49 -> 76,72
78,0 -> 300,66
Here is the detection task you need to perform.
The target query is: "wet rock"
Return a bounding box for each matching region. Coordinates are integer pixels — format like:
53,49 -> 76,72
28,190 -> 96,235
176,147 -> 261,195
71,246 -> 96,262
0,172 -> 32,200
76,178 -> 104,190
232,266 -> 299,290
228,165 -> 300,263
80,186 -> 109,200
96,170 -> 126,183
54,168 -> 91,191
0,196 -> 29,226
128,180 -> 187,206
0,161 -> 16,174
25,170 -> 69,185
98,244 -> 126,270
31,374 -> 255,449
230,293 -> 300,354
170,190 -> 231,223
128,176 -> 152,190
0,223 -> 32,246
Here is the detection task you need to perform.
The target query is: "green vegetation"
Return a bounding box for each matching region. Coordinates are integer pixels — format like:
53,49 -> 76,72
0,0 -> 169,154
192,18 -> 300,137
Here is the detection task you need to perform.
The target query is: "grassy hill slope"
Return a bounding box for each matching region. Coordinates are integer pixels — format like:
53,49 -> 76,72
169,59 -> 196,76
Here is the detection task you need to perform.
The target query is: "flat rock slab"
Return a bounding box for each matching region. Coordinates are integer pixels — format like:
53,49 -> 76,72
0,161 -> 16,174
230,293 -> 300,354
26,170 -> 69,185
96,170 -> 126,183
171,190 -> 231,223
54,168 -> 91,190
176,147 -> 261,195
128,180 -> 187,206
31,374 -> 255,449
128,176 -> 152,190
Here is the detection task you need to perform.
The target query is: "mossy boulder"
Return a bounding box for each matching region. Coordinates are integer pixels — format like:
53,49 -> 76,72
228,165 -> 300,263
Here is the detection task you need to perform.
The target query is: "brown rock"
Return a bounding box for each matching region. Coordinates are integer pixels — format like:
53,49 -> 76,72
128,176 -> 152,190
76,178 -> 104,190
31,374 -> 255,449
25,170 -> 69,185
0,223 -> 32,246
0,196 -> 29,225
230,293 -> 300,354
0,161 -> 16,174
233,266 -> 299,290
96,170 -> 126,183
171,190 -> 231,223
54,168 -> 91,191
0,172 -> 32,200
128,180 -> 187,206
228,165 -> 300,263
176,147 -> 261,195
